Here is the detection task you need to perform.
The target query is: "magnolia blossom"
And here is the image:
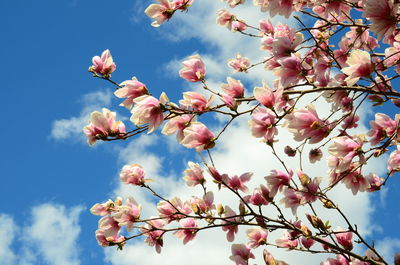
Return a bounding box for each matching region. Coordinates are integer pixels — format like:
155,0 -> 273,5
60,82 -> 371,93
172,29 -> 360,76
130,93 -> 169,133
221,77 -> 245,98
190,191 -> 214,213
113,197 -> 141,231
162,114 -> 194,142
91,199 -> 118,216
222,206 -> 241,242
225,172 -> 253,193
328,135 -> 365,173
388,146 -> 400,173
248,107 -> 278,143
265,169 -> 293,197
253,82 -> 284,109
114,77 -> 148,109
157,197 -> 191,222
335,229 -> 353,250
274,55 -> 307,87
179,92 -> 213,111
232,20 -> 247,32
181,122 -> 215,151
228,54 -> 250,72
90,49 -> 116,77
216,9 -> 235,30
246,184 -> 271,206
83,108 -> 126,146
341,50 -> 373,86
119,164 -> 146,186
229,244 -> 255,265
179,54 -> 206,82
141,218 -> 165,253
276,231 -> 298,249
174,218 -> 198,244
280,187 -> 303,214
246,228 -> 268,248
363,0 -> 398,39
223,0 -> 245,8
145,0 -> 174,27
368,113 -> 397,145
183,161 -> 205,186
284,104 -> 330,144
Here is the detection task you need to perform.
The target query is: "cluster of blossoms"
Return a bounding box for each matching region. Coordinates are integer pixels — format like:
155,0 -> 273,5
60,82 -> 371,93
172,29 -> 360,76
83,0 -> 400,264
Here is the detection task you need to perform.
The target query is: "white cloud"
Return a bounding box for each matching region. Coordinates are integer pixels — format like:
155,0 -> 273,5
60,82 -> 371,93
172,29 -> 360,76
50,90 -> 114,142
376,237 -> 400,263
22,204 -> 84,265
0,214 -> 17,265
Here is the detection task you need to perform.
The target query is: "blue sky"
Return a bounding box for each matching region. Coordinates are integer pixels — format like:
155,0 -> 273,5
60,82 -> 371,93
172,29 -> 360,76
1,1 -> 400,265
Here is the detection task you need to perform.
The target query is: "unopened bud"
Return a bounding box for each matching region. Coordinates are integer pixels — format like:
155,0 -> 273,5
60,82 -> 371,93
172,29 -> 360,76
320,197 -> 335,209
217,204 -> 224,216
115,197 -> 123,206
284,146 -> 296,157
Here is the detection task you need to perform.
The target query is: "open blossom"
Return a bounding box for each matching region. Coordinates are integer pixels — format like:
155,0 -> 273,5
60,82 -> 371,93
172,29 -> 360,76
253,82 -> 284,109
276,231 -> 298,249
246,184 -> 271,206
174,218 -> 198,244
230,244 -> 255,265
179,54 -> 206,82
90,49 -> 116,77
248,107 -> 277,142
274,55 -> 306,87
223,0 -> 245,8
216,9 -> 235,30
83,108 -> 126,146
91,199 -> 118,216
335,228 -> 353,250
225,172 -> 253,193
222,206 -> 242,242
368,113 -> 397,145
96,229 -> 125,247
190,191 -> 214,213
221,77 -> 245,98
321,255 -> 350,265
130,92 -> 169,133
341,50 -> 373,86
181,122 -> 215,151
284,104 -> 330,144
179,92 -> 213,111
183,161 -> 205,186
280,187 -> 303,214
228,54 -> 250,72
162,114 -> 194,142
97,216 -> 121,245
232,20 -> 247,32
388,146 -> 400,173
328,135 -> 364,173
145,0 -> 174,27
265,169 -> 293,197
141,218 -> 165,253
246,228 -> 268,248
114,77 -> 148,109
157,197 -> 191,222
119,164 -> 146,186
363,0 -> 398,39
113,197 -> 141,231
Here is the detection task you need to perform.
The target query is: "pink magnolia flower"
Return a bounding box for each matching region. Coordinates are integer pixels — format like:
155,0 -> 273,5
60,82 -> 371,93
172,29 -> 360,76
253,82 -> 284,109
130,92 -> 169,133
141,218 -> 165,253
335,229 -> 353,250
225,172 -> 253,193
114,77 -> 148,109
119,164 -> 146,186
248,107 -> 278,143
98,216 -> 120,241
300,236 -> 315,249
342,115 -> 360,130
221,77 -> 245,98
181,122 -> 215,151
222,206 -> 242,242
280,187 -> 303,215
113,197 -> 141,231
274,55 -> 307,87
228,54 -> 251,72
328,135 -> 364,173
388,146 -> 400,174
230,244 -> 255,265
246,184 -> 271,206
91,199 -> 118,216
179,54 -> 206,82
321,255 -> 350,265
341,50 -> 373,86
363,0 -> 398,39
284,104 -> 330,144
174,218 -> 198,244
90,49 -> 116,77
265,169 -> 293,197
183,161 -> 205,186
232,20 -> 247,32
216,9 -> 235,30
259,19 -> 274,34
246,228 -> 268,248
179,91 -> 213,111
223,0 -> 245,8
95,229 -> 125,247
145,0 -> 174,27
272,28 -> 304,59
276,231 -> 298,249
309,148 -> 323,163
157,197 -> 191,222
83,108 -> 126,146
162,114 -> 194,142
367,173 -> 383,192
190,191 -> 215,213
368,113 -> 397,145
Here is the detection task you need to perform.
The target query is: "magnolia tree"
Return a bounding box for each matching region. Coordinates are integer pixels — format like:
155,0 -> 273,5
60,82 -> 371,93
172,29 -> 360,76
84,0 -> 400,264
